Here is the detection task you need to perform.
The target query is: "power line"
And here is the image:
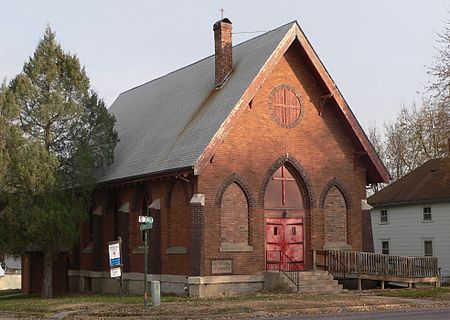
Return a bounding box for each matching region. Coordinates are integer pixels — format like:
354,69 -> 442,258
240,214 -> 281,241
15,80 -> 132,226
232,30 -> 268,35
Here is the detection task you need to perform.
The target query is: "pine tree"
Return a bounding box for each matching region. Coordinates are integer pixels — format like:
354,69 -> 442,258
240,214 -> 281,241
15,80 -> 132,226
0,27 -> 118,298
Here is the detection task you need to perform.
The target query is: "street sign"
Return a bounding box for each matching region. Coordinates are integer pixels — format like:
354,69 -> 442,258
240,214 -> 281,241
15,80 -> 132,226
139,216 -> 153,224
108,242 -> 121,267
139,216 -> 154,231
140,223 -> 152,231
107,238 -> 124,295
110,266 -> 121,278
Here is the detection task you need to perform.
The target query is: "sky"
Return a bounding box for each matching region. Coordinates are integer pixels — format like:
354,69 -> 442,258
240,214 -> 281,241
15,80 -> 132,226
1,1 -> 449,129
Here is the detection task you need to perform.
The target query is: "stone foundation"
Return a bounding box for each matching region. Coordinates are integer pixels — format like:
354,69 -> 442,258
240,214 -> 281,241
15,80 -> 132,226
68,270 -> 264,297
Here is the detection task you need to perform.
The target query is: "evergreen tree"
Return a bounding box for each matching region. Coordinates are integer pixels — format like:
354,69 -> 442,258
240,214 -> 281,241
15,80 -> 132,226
0,27 -> 118,298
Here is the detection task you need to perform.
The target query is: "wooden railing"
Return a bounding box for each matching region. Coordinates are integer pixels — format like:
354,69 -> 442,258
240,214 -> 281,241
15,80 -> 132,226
266,250 -> 302,291
314,249 -> 440,285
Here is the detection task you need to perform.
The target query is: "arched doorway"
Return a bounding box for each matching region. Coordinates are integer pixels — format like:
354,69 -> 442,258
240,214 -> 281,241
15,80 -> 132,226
265,165 -> 305,270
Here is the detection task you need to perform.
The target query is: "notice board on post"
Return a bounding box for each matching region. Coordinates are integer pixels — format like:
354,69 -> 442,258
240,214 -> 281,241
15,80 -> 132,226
108,240 -> 122,278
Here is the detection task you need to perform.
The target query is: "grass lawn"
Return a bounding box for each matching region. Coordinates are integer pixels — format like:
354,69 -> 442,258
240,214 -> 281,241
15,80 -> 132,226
0,291 -> 355,317
1,289 -> 450,318
375,287 -> 450,299
0,293 -> 182,314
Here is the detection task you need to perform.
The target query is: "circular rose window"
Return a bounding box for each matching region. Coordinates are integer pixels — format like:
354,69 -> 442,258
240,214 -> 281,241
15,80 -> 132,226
269,84 -> 304,128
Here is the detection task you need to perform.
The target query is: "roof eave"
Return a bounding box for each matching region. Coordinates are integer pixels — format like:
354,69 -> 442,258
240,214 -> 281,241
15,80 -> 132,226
97,166 -> 194,188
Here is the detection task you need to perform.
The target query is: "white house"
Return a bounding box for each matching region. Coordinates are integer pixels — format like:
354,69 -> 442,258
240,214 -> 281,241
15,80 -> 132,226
368,157 -> 450,282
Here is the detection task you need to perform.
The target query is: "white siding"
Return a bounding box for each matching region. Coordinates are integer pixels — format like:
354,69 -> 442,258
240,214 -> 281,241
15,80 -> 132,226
371,202 -> 450,280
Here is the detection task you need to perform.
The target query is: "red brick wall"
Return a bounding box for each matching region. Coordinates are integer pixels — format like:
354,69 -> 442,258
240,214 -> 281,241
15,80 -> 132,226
221,183 -> 249,244
324,187 -> 347,244
362,210 -> 374,252
198,43 -> 367,276
165,180 -> 191,274
78,178 -> 196,276
77,42 -> 368,278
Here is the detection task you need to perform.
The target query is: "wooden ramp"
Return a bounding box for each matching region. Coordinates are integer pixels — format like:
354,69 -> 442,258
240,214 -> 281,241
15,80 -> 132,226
314,250 -> 441,289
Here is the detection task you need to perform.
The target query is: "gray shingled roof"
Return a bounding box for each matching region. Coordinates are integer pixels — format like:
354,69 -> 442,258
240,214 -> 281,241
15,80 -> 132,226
99,22 -> 294,183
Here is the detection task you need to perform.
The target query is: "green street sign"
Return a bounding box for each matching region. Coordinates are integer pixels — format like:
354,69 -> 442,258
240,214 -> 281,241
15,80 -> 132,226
140,222 -> 153,231
139,216 -> 153,231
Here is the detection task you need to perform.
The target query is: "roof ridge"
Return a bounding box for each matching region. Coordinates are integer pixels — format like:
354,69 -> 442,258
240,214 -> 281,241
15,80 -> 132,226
117,21 -> 296,97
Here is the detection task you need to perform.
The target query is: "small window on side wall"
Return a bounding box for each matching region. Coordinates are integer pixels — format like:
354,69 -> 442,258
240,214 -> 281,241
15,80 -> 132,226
380,210 -> 389,223
423,207 -> 432,221
424,240 -> 433,256
381,240 -> 389,255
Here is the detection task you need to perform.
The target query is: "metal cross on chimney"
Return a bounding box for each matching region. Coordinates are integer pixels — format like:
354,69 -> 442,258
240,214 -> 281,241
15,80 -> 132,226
220,7 -> 225,19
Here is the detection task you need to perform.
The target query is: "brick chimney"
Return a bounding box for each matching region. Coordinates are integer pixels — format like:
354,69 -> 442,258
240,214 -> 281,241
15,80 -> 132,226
213,18 -> 232,87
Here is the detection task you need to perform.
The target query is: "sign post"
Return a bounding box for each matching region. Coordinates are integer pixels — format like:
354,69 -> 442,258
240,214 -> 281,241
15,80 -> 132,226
108,238 -> 123,296
139,216 -> 153,306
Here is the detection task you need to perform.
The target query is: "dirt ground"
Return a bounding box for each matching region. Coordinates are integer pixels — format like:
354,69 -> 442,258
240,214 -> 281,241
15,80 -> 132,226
2,290 -> 450,320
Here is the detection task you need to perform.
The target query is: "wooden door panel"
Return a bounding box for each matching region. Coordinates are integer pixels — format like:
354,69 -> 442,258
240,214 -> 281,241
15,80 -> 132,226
266,221 -> 283,245
285,243 -> 304,262
265,218 -> 304,270
285,222 -> 303,244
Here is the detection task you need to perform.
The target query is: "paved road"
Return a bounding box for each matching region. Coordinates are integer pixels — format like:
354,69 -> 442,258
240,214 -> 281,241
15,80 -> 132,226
252,307 -> 450,319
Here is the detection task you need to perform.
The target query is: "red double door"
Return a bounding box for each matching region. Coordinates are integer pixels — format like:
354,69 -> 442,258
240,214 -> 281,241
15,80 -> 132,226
265,165 -> 305,271
266,218 -> 304,270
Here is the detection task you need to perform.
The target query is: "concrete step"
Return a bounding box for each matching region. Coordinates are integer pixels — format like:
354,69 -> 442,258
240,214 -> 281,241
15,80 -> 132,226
264,270 -> 345,294
299,279 -> 337,286
297,275 -> 335,281
296,270 -> 329,276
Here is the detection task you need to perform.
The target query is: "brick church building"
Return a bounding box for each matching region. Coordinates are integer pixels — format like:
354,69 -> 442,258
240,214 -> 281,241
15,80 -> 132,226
63,19 -> 389,296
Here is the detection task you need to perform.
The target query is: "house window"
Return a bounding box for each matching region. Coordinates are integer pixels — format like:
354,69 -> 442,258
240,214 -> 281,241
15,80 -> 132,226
380,210 -> 389,223
423,207 -> 432,221
381,240 -> 389,255
424,240 -> 433,256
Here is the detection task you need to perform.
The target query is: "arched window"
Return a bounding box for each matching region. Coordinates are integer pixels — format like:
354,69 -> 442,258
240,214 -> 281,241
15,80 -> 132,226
324,186 -> 347,245
264,165 -> 304,211
169,180 -> 190,247
221,183 -> 249,246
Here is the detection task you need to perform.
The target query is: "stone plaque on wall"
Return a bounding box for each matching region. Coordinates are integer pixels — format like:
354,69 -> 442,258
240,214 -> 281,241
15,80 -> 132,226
211,260 -> 233,274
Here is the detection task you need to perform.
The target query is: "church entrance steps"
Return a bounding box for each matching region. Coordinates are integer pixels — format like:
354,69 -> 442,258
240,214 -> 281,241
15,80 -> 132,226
264,270 -> 346,293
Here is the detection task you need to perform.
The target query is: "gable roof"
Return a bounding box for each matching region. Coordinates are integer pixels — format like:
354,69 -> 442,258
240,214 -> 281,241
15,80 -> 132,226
368,158 -> 450,207
99,22 -> 292,183
99,21 -> 389,185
